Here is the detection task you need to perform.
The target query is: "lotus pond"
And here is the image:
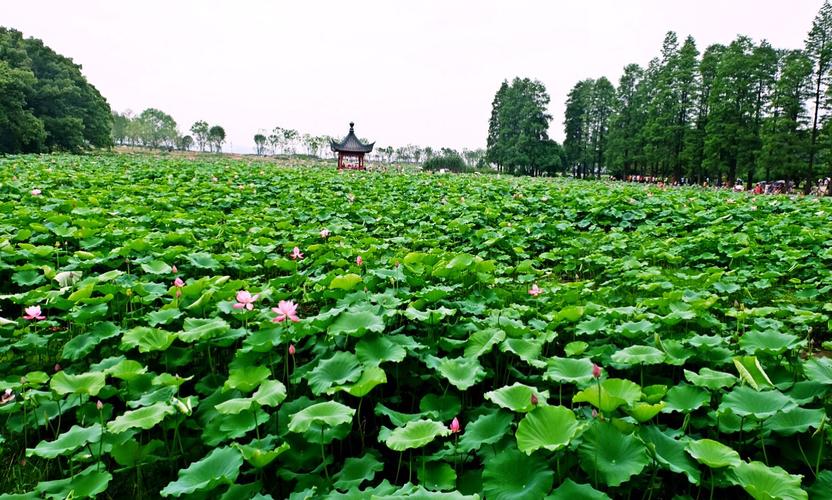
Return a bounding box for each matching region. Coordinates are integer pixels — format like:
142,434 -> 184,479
1,154 -> 832,499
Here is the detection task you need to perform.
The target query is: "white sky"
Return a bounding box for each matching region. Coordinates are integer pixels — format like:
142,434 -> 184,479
3,0 -> 824,153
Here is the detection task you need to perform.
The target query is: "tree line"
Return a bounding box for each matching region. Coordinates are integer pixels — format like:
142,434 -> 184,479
0,27 -> 111,154
112,109 -> 226,152
564,1 -> 832,190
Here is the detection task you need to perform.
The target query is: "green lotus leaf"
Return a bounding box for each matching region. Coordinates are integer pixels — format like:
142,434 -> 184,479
464,328 -> 505,358
329,365 -> 387,398
13,269 -> 44,286
458,411 -> 513,452
482,448 -> 554,500
27,424 -> 102,459
563,341 -> 589,357
628,402 -> 665,422
739,329 -> 802,356
186,252 -> 220,269
234,438 -> 289,469
764,406 -> 826,435
35,466 -> 112,498
573,378 -> 641,413
373,485 -> 479,499
417,461 -> 457,491
146,308 -> 184,326
684,367 -> 737,390
106,358 -> 147,380
330,273 -> 363,290
252,379 -> 287,407
121,326 -> 176,353
427,356 -> 486,391
385,419 -> 450,451
288,401 -> 355,433
308,352 -> 362,395
356,335 -> 406,365
578,422 -> 649,487
485,383 -> 548,413
642,385 -> 668,403
662,384 -> 711,413
178,317 -> 230,343
214,398 -> 254,415
557,306 -> 585,323
610,345 -> 665,366
545,479 -> 610,499
516,405 -> 579,454
50,371 -> 106,396
500,337 -> 546,368
685,438 -> 741,468
225,365 -> 271,393
718,386 -> 794,419
639,426 -> 700,484
160,447 -> 243,497
419,394 -> 461,422
617,319 -> 656,339
108,402 -> 175,433
808,470 -> 832,498
140,260 -> 172,274
730,461 -> 807,500
544,357 -> 595,386
804,357 -> 832,385
333,452 -> 384,491
733,356 -> 773,390
328,309 -> 386,337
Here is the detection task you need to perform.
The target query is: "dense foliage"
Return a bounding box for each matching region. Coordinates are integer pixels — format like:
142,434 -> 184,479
2,154 -> 832,498
486,78 -> 566,176
0,28 -> 112,154
563,1 -> 832,189
422,153 -> 467,172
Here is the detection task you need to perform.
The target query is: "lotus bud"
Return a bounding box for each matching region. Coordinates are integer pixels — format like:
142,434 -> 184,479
289,344 -> 296,356
450,417 -> 461,434
54,363 -> 61,372
592,364 -> 602,379
531,394 -> 539,406
96,400 -> 104,410
171,265 -> 178,273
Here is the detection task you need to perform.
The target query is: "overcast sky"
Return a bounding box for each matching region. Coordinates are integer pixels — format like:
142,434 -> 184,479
3,1 -> 825,153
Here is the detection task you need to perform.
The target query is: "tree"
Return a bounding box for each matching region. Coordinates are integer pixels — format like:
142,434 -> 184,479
137,108 -> 177,149
805,0 -> 832,188
190,120 -> 210,152
254,133 -> 267,155
208,125 -> 226,152
0,27 -> 111,153
111,111 -> 129,146
606,64 -> 645,178
759,50 -> 813,182
564,80 -> 592,177
486,77 -> 553,176
178,134 -> 194,151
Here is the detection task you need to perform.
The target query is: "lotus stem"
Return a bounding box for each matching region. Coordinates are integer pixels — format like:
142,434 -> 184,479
321,425 -> 331,484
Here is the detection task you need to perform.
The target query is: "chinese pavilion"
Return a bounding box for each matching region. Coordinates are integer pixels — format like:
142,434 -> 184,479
331,122 -> 374,170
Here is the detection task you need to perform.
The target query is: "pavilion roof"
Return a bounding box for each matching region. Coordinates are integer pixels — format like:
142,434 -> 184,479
331,122 -> 374,153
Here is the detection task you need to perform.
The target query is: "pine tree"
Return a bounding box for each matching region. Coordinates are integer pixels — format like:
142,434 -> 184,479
805,0 -> 832,188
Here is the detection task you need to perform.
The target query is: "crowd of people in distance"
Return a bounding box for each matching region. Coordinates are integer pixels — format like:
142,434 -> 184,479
618,174 -> 832,196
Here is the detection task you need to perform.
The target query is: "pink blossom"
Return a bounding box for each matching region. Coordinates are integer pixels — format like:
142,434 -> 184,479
233,290 -> 259,310
592,364 -> 602,379
531,394 -> 539,405
54,363 -> 61,372
290,247 -> 304,260
528,284 -> 543,297
31,189 -> 42,196
1,389 -> 14,405
23,306 -> 45,321
96,400 -> 104,410
289,344 -> 296,356
356,255 -> 363,266
174,277 -> 185,288
272,300 -> 300,323
171,265 -> 178,274
320,228 -> 331,238
449,417 -> 461,434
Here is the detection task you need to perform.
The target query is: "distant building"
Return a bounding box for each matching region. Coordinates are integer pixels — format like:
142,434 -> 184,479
330,122 -> 374,170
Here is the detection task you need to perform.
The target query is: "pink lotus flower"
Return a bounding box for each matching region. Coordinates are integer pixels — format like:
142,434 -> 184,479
272,300 -> 300,323
174,277 -> 184,288
31,189 -> 41,196
356,255 -> 363,266
23,306 -> 45,321
289,344 -> 296,356
233,290 -> 259,310
592,364 -> 602,379
531,394 -> 539,406
171,265 -> 178,274
1,388 -> 14,405
320,228 -> 331,238
528,284 -> 543,296
449,417 -> 461,434
290,246 -> 304,260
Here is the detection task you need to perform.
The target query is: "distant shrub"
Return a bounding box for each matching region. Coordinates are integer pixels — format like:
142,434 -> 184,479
423,153 -> 467,172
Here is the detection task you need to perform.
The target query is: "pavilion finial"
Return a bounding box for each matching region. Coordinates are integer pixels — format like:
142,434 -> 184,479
349,121 -> 355,131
